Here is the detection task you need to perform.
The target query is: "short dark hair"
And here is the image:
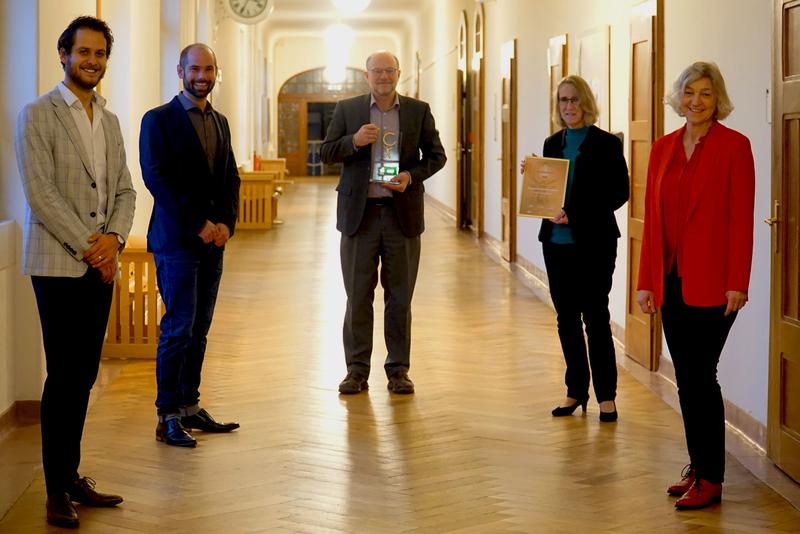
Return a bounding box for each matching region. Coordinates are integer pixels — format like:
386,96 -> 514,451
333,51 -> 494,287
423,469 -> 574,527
179,43 -> 218,70
57,16 -> 114,69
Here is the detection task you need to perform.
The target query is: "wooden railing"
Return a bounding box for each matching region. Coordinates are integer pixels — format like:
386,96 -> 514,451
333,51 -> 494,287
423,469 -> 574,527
103,235 -> 163,359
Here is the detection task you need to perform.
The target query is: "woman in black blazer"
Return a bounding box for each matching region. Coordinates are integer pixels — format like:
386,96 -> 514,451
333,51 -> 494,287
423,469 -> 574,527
523,75 -> 629,421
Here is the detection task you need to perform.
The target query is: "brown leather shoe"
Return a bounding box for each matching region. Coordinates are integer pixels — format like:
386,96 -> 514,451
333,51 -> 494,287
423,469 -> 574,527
675,479 -> 722,510
338,372 -> 369,394
69,477 -> 123,507
46,492 -> 79,528
667,465 -> 696,496
387,371 -> 414,394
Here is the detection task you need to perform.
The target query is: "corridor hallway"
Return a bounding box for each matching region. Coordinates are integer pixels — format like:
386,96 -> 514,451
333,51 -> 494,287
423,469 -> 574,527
1,181 -> 799,533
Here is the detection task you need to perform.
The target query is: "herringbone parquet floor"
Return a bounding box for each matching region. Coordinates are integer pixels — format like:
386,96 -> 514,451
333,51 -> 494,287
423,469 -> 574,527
1,179 -> 799,533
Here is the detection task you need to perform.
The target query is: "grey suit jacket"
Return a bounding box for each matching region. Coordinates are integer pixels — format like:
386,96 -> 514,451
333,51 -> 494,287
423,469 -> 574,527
15,85 -> 136,277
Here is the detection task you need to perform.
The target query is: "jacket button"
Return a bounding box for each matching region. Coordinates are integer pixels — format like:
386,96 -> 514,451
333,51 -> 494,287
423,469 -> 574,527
91,182 -> 97,188
90,212 -> 96,218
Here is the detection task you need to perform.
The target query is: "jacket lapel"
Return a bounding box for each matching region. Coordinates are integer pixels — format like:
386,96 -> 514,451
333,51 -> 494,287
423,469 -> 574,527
49,88 -> 96,182
653,127 -> 683,223
398,95 -> 411,155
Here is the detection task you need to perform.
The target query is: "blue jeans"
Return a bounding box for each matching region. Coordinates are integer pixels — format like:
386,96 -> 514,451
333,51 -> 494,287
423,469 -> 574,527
154,246 -> 224,416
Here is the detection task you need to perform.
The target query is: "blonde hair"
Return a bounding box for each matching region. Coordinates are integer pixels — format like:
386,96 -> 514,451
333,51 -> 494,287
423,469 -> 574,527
551,75 -> 599,128
664,61 -> 734,120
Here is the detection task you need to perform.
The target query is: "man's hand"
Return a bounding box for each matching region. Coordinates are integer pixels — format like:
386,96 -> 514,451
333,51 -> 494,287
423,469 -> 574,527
381,171 -> 411,193
198,220 -> 219,244
213,223 -> 231,247
353,123 -> 379,148
84,233 -> 121,269
97,256 -> 117,284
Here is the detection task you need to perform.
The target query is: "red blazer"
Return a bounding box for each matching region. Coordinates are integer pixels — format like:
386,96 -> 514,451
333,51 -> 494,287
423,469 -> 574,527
637,122 -> 755,307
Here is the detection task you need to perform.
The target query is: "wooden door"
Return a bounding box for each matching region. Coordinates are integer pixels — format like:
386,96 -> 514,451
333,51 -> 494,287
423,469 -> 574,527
457,12 -> 471,228
500,39 -> 517,262
625,1 -> 662,370
470,5 -> 485,236
278,96 -> 307,177
768,0 -> 800,483
548,35 -> 567,135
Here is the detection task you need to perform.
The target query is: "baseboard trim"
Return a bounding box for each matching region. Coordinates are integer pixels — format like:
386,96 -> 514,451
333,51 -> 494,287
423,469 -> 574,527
0,400 -> 40,440
425,194 -> 456,223
475,236 -> 800,509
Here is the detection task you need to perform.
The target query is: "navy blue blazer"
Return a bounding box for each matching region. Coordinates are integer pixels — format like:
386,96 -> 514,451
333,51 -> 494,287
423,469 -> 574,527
320,94 -> 446,238
140,96 -> 240,253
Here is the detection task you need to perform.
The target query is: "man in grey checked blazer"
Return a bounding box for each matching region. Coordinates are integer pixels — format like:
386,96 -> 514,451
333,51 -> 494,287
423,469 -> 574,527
14,16 -> 135,528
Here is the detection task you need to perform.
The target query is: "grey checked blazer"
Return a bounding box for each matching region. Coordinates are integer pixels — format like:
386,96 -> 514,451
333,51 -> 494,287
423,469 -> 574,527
15,85 -> 136,277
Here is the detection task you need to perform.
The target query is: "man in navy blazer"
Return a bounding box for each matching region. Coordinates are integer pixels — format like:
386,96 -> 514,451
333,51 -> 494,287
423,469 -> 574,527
140,43 -> 240,448
321,51 -> 446,395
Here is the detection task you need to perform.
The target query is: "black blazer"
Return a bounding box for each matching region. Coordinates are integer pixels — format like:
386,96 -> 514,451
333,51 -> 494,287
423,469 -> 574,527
140,96 -> 240,253
320,94 -> 446,238
538,125 -> 629,245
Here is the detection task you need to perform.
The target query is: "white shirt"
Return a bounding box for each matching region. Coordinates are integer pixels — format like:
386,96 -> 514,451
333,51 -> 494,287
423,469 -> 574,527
57,82 -> 108,230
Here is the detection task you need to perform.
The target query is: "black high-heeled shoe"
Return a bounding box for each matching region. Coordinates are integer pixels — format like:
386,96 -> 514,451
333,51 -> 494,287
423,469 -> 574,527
552,396 -> 589,417
599,401 -> 618,423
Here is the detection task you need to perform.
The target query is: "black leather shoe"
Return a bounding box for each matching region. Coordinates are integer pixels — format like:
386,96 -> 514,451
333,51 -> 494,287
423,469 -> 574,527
599,401 -> 619,423
338,372 -> 369,394
46,492 -> 79,528
69,477 -> 123,507
181,408 -> 240,433
156,418 -> 197,447
387,371 -> 414,394
552,396 -> 589,417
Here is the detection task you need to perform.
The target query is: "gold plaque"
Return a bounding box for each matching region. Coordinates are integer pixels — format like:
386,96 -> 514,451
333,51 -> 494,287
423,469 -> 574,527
519,156 -> 569,218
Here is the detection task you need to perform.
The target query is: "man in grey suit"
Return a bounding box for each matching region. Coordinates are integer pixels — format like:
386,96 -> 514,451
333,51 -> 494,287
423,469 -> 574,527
15,16 -> 135,528
321,51 -> 446,395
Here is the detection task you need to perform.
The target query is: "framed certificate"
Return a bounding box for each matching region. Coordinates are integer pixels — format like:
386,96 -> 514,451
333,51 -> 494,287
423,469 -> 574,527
519,156 -> 569,218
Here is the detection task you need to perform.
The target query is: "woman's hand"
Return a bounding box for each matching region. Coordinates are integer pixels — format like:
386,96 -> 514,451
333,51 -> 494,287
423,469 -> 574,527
519,158 -> 527,175
636,290 -> 656,314
551,210 -> 569,225
724,290 -> 748,316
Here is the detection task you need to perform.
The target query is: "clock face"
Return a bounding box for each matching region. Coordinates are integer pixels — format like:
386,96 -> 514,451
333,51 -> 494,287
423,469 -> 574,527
229,0 -> 269,18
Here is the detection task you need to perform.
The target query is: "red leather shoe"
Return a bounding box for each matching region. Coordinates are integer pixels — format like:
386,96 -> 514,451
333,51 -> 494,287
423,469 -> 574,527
675,479 -> 722,510
667,465 -> 696,496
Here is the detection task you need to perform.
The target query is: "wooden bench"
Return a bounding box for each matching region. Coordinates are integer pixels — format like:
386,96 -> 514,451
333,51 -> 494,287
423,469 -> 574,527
237,158 -> 290,230
103,235 -> 163,359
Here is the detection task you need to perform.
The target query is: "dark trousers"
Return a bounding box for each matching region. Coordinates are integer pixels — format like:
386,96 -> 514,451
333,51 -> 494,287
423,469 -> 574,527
154,246 -> 224,416
340,202 -> 421,378
542,241 -> 618,402
661,270 -> 736,484
31,270 -> 113,496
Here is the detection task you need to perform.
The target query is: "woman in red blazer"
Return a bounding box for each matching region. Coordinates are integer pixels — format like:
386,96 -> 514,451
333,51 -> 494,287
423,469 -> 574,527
636,62 -> 755,510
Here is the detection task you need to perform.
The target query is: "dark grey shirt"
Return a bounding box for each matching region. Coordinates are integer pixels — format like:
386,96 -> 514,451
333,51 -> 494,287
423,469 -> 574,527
368,94 -> 400,198
178,91 -> 218,174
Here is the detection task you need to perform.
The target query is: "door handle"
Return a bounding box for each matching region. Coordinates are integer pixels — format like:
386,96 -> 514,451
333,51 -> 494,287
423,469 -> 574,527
763,200 -> 780,226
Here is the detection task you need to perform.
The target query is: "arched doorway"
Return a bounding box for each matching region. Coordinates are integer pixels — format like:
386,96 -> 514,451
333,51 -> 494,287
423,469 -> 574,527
278,67 -> 369,177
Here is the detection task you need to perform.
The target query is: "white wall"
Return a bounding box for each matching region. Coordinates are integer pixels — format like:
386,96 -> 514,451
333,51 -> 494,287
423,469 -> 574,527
662,0 -> 772,424
103,0 -> 162,238
414,0 -> 473,211
0,0 -> 45,413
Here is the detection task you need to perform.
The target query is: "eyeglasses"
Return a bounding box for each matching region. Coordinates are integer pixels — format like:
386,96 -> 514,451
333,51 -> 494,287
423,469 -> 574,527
558,97 -> 580,105
368,67 -> 399,76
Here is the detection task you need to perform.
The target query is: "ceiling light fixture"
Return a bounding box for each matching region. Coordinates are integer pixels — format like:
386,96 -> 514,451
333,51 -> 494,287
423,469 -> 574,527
331,0 -> 371,15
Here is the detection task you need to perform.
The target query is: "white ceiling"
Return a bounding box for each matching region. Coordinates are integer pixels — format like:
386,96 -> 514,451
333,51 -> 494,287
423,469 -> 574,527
266,0 -> 428,33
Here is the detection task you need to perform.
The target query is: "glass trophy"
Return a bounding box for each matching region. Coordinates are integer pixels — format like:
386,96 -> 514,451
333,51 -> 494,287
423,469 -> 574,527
371,130 -> 402,185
